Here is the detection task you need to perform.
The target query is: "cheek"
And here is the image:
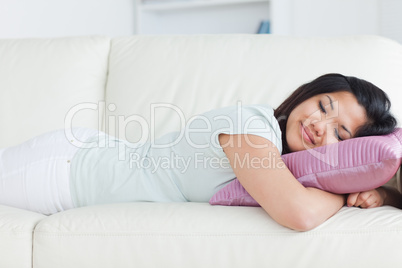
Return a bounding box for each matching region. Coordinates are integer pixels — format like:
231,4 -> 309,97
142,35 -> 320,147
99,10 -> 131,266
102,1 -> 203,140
285,125 -> 304,152
304,109 -> 322,125
324,137 -> 339,146
323,126 -> 339,145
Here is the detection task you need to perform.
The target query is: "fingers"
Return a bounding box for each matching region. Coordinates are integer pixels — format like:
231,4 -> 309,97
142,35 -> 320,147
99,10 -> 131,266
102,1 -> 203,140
347,190 -> 383,209
347,192 -> 359,207
365,201 -> 380,209
357,194 -> 377,208
354,192 -> 371,208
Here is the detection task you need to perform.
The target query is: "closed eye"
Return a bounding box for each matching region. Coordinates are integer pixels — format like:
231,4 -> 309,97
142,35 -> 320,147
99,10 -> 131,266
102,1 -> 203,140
334,128 -> 344,141
319,101 -> 327,114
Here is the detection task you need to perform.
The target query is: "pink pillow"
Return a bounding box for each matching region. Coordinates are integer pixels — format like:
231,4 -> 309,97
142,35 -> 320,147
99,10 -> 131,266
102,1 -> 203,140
209,128 -> 402,206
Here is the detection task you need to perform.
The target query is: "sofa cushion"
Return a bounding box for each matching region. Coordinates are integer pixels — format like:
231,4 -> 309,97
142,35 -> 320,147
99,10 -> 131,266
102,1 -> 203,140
0,205 -> 45,268
33,202 -> 402,268
104,35 -> 402,143
0,36 -> 110,147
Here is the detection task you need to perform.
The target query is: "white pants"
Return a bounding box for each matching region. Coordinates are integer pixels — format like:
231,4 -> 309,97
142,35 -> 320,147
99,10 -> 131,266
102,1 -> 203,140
0,128 -> 99,215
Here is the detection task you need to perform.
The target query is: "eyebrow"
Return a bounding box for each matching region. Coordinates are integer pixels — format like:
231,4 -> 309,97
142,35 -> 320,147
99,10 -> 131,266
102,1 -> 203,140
342,126 -> 352,137
326,94 -> 352,137
326,95 -> 334,110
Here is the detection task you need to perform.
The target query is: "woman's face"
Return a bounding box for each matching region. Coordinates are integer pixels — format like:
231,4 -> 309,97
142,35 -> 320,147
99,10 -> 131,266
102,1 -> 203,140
286,91 -> 368,152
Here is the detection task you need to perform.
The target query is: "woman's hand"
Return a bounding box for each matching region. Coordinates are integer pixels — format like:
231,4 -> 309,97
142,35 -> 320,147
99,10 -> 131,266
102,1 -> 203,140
347,189 -> 385,208
347,186 -> 402,209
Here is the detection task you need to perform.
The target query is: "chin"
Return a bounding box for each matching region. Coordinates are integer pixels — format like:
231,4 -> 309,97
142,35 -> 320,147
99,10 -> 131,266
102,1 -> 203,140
287,139 -> 312,153
286,139 -> 301,153
289,145 -> 303,153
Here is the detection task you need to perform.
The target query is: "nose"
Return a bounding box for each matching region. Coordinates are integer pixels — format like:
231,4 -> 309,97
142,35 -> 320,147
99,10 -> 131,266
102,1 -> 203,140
311,119 -> 326,136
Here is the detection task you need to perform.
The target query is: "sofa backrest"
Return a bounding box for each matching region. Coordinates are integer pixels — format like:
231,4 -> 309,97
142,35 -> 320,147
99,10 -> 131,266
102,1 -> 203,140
105,35 -> 402,143
0,36 -> 110,148
1,35 -> 401,147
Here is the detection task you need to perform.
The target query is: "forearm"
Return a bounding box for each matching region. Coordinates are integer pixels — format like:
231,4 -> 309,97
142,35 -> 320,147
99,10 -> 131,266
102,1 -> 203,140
303,187 -> 347,227
378,185 -> 402,209
265,187 -> 346,232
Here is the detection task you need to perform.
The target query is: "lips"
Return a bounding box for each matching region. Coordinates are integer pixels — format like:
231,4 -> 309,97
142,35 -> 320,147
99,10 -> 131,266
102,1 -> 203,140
300,122 -> 315,145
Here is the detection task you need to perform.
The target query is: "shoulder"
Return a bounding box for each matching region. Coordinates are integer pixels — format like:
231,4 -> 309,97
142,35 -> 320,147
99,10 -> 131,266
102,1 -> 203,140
194,103 -> 282,154
199,103 -> 279,130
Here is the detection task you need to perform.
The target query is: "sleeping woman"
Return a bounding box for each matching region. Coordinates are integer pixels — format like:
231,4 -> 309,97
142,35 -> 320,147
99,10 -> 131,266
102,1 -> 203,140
0,73 -> 399,231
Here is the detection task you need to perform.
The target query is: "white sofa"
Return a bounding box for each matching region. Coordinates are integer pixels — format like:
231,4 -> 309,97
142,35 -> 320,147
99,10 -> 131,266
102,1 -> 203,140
1,35 -> 402,268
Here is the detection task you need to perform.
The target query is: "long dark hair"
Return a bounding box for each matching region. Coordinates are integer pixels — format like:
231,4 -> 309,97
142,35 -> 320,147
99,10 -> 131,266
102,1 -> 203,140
274,73 -> 397,154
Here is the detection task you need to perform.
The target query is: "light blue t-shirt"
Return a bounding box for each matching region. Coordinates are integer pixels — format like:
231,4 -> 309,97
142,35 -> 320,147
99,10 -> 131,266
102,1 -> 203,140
70,104 -> 282,207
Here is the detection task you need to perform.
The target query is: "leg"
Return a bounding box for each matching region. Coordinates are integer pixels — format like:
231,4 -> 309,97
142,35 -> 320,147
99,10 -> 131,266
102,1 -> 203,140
0,128 -> 99,215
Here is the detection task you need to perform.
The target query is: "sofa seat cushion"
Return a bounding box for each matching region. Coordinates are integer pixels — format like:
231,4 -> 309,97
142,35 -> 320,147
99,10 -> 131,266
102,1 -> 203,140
33,202 -> 402,268
0,205 -> 46,268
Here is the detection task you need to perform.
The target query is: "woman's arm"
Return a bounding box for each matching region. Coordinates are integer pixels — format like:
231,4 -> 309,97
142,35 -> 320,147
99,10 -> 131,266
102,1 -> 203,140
219,134 -> 346,232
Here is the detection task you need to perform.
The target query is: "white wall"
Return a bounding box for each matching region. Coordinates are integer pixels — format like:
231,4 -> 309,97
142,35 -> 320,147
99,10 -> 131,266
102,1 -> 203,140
0,0 -> 401,43
0,0 -> 136,38
379,0 -> 402,43
0,0 -> 269,38
292,0 -> 379,36
271,0 -> 379,36
270,0 -> 402,44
